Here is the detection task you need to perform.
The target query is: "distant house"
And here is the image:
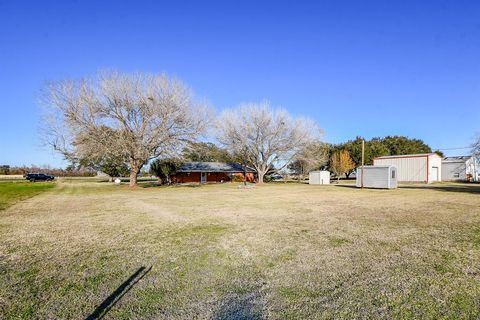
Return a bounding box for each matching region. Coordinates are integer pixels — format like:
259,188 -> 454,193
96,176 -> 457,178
373,153 -> 442,183
171,162 -> 256,184
442,156 -> 479,182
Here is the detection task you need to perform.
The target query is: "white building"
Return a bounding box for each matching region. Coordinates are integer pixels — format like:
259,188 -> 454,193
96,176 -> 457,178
309,170 -> 330,185
442,156 -> 479,182
356,165 -> 397,189
373,153 -> 442,183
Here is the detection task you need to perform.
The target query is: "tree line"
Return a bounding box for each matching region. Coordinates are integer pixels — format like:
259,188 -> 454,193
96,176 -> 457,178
0,165 -> 96,177
41,70 -> 440,186
288,135 -> 438,181
330,136 -> 439,179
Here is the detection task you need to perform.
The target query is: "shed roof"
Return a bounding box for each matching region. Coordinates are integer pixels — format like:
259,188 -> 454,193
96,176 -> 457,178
177,162 -> 256,173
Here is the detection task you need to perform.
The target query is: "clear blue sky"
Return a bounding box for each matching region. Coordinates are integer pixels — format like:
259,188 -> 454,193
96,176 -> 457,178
1,0 -> 479,167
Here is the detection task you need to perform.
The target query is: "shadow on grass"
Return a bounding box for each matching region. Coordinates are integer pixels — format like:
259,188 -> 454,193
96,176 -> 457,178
212,292 -> 265,320
333,184 -> 358,189
138,181 -> 162,188
85,266 -> 152,320
138,182 -> 204,188
333,183 -> 480,194
399,184 -> 480,194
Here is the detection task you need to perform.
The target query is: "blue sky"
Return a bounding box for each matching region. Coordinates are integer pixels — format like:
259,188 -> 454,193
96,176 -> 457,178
1,0 -> 479,167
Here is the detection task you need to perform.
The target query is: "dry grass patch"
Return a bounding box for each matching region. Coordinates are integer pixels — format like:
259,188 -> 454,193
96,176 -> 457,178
1,180 -> 480,319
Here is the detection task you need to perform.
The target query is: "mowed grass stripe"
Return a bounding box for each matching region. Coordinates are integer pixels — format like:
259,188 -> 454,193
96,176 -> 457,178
0,181 -> 55,211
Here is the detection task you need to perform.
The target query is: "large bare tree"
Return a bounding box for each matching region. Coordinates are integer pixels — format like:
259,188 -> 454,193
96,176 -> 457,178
41,71 -> 210,186
216,101 -> 322,183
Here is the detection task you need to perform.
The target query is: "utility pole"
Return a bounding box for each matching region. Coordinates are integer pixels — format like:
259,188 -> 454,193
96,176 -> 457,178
361,139 -> 365,188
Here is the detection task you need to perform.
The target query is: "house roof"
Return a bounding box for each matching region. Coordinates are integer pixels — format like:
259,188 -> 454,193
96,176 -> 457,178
177,162 -> 256,173
374,153 -> 440,160
442,156 -> 473,163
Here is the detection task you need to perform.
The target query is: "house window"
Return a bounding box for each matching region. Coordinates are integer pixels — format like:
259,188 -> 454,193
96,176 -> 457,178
391,170 -> 396,179
453,173 -> 460,178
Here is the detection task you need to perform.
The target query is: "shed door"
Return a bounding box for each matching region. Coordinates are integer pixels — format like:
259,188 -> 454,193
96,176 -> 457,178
201,172 -> 207,183
431,167 -> 439,182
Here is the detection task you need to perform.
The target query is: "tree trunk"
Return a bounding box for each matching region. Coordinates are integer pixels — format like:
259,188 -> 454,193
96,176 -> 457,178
258,171 -> 265,184
129,160 -> 141,187
129,168 -> 138,187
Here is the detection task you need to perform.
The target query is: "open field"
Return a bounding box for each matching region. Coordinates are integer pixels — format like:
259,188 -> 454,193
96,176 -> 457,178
1,181 -> 480,319
0,175 -> 25,181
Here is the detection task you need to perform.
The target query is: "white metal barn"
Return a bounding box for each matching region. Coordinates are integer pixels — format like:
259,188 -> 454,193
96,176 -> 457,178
356,165 -> 398,189
373,153 -> 442,183
442,156 -> 479,182
309,170 -> 330,184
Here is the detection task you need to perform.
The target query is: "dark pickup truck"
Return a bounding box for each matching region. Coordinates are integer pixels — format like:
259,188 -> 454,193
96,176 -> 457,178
24,173 -> 55,182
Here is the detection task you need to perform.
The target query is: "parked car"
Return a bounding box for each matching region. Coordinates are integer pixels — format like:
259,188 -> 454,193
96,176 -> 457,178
266,174 -> 283,181
24,173 -> 55,182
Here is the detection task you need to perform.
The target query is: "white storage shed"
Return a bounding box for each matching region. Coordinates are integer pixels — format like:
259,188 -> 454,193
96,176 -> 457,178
373,153 -> 442,183
356,165 -> 398,189
309,170 -> 330,185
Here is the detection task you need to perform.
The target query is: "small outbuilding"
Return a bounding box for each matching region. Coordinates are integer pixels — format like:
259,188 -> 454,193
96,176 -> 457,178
442,156 -> 479,182
309,171 -> 330,185
373,153 -> 442,183
356,165 -> 398,189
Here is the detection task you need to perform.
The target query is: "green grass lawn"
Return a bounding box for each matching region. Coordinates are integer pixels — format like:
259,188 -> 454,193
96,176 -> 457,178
0,181 -> 55,210
1,180 -> 480,319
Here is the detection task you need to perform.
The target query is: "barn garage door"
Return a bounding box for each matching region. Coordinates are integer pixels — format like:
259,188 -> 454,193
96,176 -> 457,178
431,167 -> 439,182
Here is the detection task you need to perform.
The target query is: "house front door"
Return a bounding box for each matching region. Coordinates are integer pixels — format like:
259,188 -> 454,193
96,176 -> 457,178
201,172 -> 207,183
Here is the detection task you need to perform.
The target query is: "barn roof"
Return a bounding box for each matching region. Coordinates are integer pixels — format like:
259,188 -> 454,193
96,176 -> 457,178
442,156 -> 473,163
177,162 -> 256,173
374,153 -> 440,160
359,165 -> 395,168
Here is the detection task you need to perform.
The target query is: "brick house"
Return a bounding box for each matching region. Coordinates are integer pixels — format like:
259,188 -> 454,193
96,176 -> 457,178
171,162 -> 256,184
